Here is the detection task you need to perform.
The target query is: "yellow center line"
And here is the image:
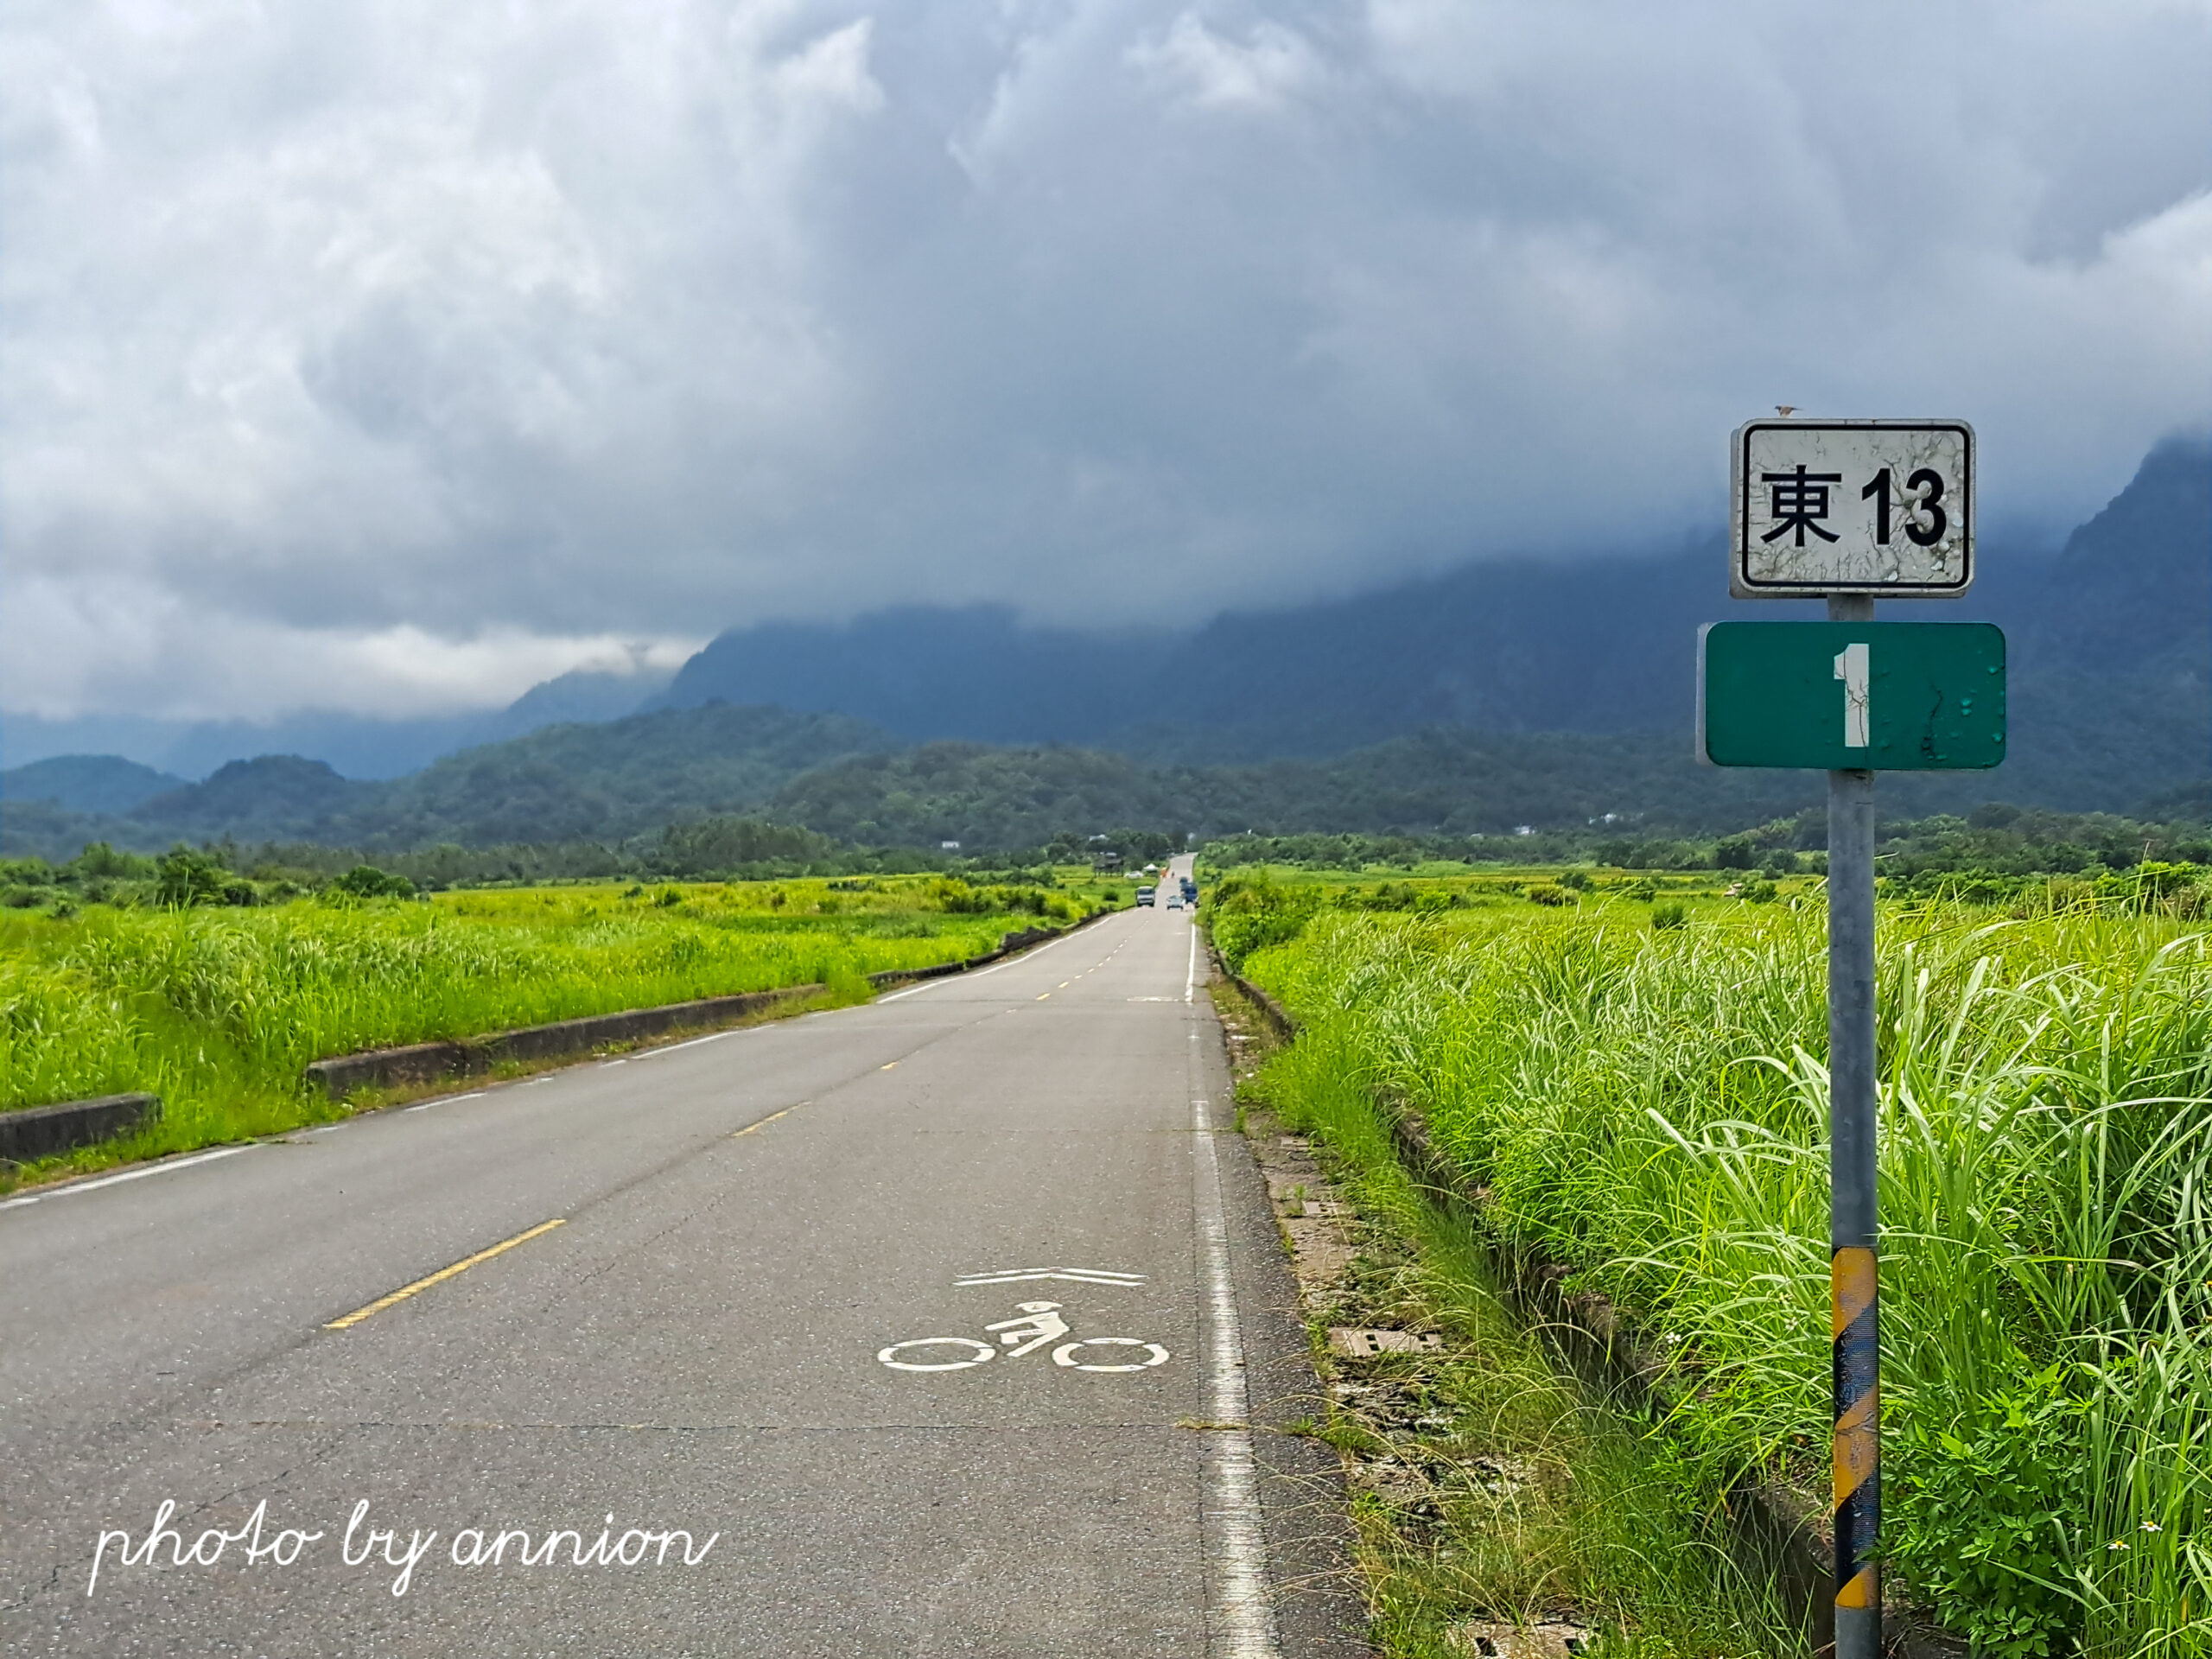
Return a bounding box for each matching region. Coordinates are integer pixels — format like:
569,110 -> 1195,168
880,1061 -> 898,1071
324,1219 -> 566,1331
1036,993 -> 1050,1000
732,1107 -> 794,1138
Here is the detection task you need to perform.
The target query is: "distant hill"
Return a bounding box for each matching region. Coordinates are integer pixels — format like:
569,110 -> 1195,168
130,755 -> 373,842
669,436 -> 2210,789
0,663 -> 673,782
353,703 -> 893,846
0,704 -> 893,860
657,529 -> 2086,761
0,754 -> 185,814
1,437 -> 2202,861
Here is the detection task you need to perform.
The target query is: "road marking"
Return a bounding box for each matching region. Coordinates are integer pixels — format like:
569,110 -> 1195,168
956,1267 -> 1147,1287
324,1218 -> 566,1330
731,1108 -> 793,1138
880,1296 -> 1170,1375
0,1145 -> 256,1211
1192,1093 -> 1280,1655
631,1028 -> 742,1060
1053,1337 -> 1172,1372
403,1090 -> 485,1114
1036,993 -> 1050,1001
1058,980 -> 1071,988
1186,920 -> 1199,1003
880,1061 -> 899,1070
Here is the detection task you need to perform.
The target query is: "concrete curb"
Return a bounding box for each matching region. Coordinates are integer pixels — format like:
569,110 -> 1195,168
0,1093 -> 161,1164
308,911 -> 1116,1100
305,985 -> 825,1099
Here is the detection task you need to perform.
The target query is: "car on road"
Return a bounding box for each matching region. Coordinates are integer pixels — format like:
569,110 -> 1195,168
1135,886 -> 1156,906
1166,894 -> 1184,910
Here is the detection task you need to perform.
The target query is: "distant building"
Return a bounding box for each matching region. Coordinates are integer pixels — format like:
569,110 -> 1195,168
941,840 -> 961,851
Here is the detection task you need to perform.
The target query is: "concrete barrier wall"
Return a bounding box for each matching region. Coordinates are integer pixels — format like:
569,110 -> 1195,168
869,913 -> 1105,987
0,1093 -> 160,1164
6,913 -> 1117,1153
305,984 -> 825,1100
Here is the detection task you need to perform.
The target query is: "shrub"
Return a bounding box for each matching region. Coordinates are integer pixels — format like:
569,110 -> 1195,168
1890,1366 -> 2087,1656
155,848 -> 232,908
328,865 -> 418,900
1208,874 -> 1322,970
1650,899 -> 1687,930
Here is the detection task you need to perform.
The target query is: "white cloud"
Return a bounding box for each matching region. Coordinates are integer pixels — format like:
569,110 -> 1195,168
2,0 -> 2206,721
0,571 -> 699,719
1129,13 -> 1321,111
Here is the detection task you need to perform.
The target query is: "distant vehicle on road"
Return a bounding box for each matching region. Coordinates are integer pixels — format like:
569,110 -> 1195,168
1166,894 -> 1184,910
1136,886 -> 1156,906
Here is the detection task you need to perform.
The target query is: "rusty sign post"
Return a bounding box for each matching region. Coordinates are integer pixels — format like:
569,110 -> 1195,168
1711,416 -> 1993,1659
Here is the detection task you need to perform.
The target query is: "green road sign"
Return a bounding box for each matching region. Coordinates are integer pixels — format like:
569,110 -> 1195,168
1700,621 -> 2005,770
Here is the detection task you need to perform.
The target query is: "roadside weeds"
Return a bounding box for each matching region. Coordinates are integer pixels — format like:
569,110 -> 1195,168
0,979 -> 871,1199
1211,977 -> 1802,1659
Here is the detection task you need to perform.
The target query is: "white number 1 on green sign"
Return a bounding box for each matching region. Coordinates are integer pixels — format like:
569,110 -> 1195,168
1833,643 -> 1870,749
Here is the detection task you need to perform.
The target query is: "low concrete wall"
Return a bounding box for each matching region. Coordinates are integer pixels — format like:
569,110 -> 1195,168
869,912 -> 1108,987
0,1093 -> 161,1164
307,909 -> 1116,1099
1222,967 -> 1295,1039
305,985 -> 825,1100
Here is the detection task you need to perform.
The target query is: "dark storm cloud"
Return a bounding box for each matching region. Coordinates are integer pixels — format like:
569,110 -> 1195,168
4,0 -> 2207,718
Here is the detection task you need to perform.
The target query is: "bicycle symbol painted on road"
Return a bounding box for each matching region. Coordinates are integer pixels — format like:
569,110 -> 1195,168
878,1269 -> 1171,1375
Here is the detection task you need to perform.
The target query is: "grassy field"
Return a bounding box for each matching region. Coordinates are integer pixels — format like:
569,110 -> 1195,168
1219,868 -> 2212,1656
0,872 -> 1114,1189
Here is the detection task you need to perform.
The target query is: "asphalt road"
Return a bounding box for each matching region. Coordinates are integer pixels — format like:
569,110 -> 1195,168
3,868 -> 1360,1656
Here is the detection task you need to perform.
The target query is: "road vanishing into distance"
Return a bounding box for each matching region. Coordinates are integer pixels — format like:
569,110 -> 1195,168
4,863 -> 1360,1656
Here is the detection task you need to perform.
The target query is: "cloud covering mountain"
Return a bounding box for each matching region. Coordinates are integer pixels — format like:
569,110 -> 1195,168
5,1 -> 2207,725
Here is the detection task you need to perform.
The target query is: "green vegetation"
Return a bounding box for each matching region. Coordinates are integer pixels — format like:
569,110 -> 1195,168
1233,880 -> 2212,1655
0,817 -> 1167,915
12,703 -> 2204,865
1222,989 -> 1796,1656
0,873 -> 1108,1190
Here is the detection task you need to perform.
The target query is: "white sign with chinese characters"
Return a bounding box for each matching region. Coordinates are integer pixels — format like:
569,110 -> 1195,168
1731,419 -> 1974,598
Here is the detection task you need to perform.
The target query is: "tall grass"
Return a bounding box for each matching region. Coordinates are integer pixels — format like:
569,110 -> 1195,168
0,881 -> 1032,1174
1247,900 -> 2212,1656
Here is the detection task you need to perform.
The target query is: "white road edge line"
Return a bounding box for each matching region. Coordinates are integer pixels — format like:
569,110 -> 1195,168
0,1145 -> 257,1211
884,918 -> 1100,1001
403,1090 -> 485,1114
878,977 -> 945,1002
629,1027 -> 744,1060
1192,1090 -> 1280,1657
1185,918 -> 1199,1004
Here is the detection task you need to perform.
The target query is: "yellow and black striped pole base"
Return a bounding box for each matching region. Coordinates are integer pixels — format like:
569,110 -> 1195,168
1832,1243 -> 1879,1656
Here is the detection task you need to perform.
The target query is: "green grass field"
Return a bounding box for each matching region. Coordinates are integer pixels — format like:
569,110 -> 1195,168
0,873 -> 1113,1189
1224,872 -> 2212,1656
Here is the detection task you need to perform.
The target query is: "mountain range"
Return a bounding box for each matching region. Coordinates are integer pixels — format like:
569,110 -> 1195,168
3,435 -> 2204,859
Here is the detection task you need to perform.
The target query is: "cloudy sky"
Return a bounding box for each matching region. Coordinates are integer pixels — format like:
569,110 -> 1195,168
4,0 -> 2208,723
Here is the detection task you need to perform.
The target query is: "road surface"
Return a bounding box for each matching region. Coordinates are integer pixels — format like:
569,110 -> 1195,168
3,869 -> 1358,1656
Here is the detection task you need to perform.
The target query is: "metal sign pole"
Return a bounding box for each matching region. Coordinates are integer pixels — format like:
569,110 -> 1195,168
1717,415 -> 1986,1655
1826,592 -> 1880,1657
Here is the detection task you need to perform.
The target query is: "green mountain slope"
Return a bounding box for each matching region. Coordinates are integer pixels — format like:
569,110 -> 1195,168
0,754 -> 187,814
